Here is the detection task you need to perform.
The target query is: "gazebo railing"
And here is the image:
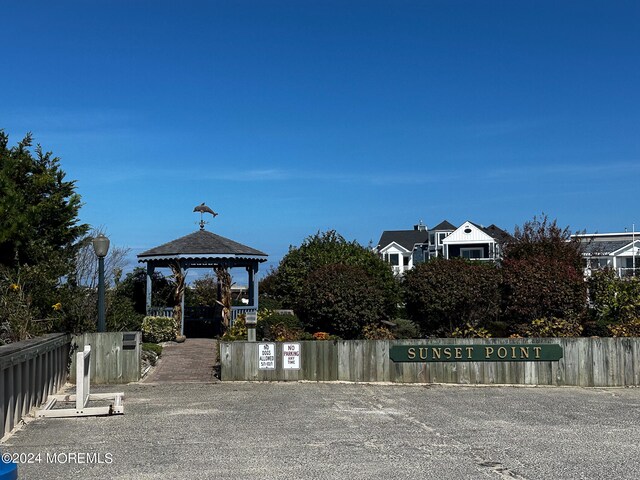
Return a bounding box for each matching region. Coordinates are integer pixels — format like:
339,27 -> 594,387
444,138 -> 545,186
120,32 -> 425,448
231,306 -> 258,325
147,307 -> 174,318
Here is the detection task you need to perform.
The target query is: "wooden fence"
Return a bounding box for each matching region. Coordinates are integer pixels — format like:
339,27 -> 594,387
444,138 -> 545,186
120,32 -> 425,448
0,333 -> 71,439
70,332 -> 141,384
220,337 -> 640,387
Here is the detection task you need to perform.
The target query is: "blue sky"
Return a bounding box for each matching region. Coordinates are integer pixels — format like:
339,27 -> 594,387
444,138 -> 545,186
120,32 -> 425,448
2,1 -> 639,278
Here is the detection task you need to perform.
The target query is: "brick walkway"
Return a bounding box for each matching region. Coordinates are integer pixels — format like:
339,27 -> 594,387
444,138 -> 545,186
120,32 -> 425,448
143,338 -> 219,383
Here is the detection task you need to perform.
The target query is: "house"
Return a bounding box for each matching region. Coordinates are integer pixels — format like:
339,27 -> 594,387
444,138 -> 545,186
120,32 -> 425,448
442,221 -> 511,261
376,220 -> 509,274
573,232 -> 640,277
376,221 -> 429,275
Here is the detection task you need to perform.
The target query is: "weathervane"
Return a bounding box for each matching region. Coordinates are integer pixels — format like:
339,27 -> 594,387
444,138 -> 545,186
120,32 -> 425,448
193,203 -> 218,230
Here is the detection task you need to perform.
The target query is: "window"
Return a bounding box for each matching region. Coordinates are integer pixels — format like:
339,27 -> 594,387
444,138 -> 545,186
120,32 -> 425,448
389,253 -> 399,266
429,233 -> 435,245
403,256 -> 410,266
461,248 -> 483,259
437,232 -> 446,245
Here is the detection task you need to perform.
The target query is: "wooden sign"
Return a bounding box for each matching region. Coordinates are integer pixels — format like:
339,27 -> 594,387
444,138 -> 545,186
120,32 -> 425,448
390,344 -> 563,363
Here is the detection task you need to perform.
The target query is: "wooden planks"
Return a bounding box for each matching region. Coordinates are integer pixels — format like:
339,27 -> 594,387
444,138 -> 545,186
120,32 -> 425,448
220,337 -> 640,387
70,332 -> 141,384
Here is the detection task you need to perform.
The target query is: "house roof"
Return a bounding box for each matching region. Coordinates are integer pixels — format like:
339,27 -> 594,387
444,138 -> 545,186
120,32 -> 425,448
478,224 -> 512,244
377,230 -> 429,251
582,240 -> 630,256
138,230 -> 267,260
432,220 -> 457,231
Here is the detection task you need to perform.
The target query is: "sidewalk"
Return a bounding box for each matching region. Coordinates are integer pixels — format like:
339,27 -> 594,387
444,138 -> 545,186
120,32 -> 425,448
143,338 -> 218,384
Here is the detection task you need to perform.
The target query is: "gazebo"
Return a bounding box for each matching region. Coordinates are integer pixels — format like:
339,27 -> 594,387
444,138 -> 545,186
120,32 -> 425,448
137,212 -> 268,337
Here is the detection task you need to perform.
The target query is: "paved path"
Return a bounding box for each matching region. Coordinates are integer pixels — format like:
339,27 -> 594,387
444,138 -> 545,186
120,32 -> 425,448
143,338 -> 218,383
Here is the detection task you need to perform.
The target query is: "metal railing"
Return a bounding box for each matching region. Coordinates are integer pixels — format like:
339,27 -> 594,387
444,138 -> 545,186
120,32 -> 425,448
0,333 -> 71,438
146,307 -> 174,317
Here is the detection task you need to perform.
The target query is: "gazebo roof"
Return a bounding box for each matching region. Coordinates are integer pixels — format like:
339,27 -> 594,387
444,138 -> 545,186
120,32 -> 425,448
137,230 -> 267,263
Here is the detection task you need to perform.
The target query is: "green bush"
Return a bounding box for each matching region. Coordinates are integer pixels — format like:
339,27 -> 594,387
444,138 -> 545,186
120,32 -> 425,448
142,342 -> 163,356
391,319 -> 421,339
141,316 -> 176,343
404,258 -> 501,336
517,316 -> 584,337
258,313 -> 303,341
296,263 -> 391,339
221,314 -> 248,341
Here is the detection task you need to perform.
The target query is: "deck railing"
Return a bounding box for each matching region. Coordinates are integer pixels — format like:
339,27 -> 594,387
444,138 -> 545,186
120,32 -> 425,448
146,307 -> 174,317
0,333 -> 71,439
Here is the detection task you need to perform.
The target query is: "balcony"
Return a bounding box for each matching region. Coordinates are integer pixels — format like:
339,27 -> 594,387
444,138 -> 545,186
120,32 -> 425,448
392,265 -> 411,275
618,267 -> 639,278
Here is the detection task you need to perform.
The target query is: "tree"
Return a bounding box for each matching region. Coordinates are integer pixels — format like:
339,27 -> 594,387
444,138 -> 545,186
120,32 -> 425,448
116,267 -> 176,315
0,131 -> 87,273
269,230 -> 399,316
403,258 -> 502,336
503,214 -> 584,269
54,229 -> 138,334
0,131 -> 88,341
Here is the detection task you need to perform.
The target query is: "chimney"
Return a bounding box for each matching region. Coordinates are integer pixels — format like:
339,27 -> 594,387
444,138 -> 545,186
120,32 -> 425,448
414,220 -> 427,232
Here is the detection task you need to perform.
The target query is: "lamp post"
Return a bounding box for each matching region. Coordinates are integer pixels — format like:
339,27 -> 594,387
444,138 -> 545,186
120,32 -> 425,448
92,234 -> 110,332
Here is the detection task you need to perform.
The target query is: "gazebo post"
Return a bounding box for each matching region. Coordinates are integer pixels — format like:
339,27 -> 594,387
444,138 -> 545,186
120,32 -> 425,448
181,263 -> 186,336
145,264 -> 155,315
248,263 -> 259,310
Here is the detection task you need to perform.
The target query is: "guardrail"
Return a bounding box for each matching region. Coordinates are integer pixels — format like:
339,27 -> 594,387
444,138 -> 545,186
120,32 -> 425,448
0,333 -> 71,439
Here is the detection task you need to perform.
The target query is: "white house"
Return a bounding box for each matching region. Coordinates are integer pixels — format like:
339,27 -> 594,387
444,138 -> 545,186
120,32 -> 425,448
573,232 -> 640,278
442,221 -> 510,261
376,220 -> 509,274
376,222 -> 429,275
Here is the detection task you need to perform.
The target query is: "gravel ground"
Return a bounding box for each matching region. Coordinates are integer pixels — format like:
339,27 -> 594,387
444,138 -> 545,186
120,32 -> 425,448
2,382 -> 640,479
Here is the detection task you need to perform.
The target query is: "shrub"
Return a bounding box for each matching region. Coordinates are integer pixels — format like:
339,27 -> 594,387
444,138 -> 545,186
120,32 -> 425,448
403,258 -> 501,336
362,324 -> 395,340
502,256 -> 586,326
451,323 -> 492,338
296,263 -> 391,339
221,314 -> 248,341
518,316 -> 584,337
258,312 -> 304,341
106,294 -> 144,332
391,319 -> 421,339
141,316 -> 176,343
609,318 -> 640,337
588,270 -> 640,325
142,342 -> 163,356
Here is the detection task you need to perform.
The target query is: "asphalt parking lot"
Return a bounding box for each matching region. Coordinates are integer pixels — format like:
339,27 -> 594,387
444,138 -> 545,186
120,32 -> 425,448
2,382 -> 640,479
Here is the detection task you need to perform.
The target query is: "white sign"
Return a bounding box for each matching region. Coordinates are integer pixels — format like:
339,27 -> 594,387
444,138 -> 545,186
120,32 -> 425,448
258,343 -> 276,370
282,343 -> 301,370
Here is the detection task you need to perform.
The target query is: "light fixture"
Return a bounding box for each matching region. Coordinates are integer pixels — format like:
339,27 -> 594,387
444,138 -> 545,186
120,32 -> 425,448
92,234 -> 110,332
